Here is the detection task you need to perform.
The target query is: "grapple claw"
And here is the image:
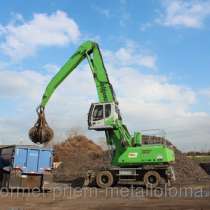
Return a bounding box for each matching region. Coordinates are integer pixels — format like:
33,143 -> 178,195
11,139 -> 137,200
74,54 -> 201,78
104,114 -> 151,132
29,106 -> 54,144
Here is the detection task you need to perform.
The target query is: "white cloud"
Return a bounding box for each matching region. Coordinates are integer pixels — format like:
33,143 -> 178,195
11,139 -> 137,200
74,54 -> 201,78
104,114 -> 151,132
198,88 -> 210,106
200,88 -> 210,97
103,44 -> 157,69
138,55 -> 156,69
43,64 -> 59,74
0,69 -> 46,100
0,44 -> 210,151
0,11 -> 80,60
157,0 -> 210,28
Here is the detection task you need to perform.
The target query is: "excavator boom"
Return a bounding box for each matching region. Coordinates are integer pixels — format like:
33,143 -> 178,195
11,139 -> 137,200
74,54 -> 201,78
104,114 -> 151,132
41,41 -> 117,107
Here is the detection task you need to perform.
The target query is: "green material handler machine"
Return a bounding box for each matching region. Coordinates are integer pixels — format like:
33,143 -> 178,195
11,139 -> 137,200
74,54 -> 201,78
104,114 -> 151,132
29,41 -> 175,188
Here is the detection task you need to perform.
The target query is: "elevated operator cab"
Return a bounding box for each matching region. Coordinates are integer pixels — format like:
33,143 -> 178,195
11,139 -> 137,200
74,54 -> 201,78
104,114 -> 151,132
88,102 -> 122,130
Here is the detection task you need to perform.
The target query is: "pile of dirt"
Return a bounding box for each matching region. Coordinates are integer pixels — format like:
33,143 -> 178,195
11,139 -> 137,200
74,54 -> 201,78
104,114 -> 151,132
53,135 -> 110,182
173,149 -> 209,183
53,134 -> 208,183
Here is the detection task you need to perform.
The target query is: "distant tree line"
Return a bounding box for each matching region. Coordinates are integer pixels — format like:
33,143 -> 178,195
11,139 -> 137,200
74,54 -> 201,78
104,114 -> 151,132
185,151 -> 210,156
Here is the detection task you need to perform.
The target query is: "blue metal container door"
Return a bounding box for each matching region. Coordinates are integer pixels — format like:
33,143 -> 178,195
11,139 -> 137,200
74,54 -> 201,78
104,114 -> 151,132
38,150 -> 52,173
14,148 -> 27,171
27,149 -> 39,173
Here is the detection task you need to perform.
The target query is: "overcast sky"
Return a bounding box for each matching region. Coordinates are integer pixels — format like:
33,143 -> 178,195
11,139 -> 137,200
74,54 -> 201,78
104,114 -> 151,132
0,0 -> 210,151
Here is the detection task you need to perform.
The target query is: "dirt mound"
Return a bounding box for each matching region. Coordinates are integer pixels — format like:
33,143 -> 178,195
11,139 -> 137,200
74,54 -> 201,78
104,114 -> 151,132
174,149 -> 209,183
53,135 -> 208,183
53,135 -> 109,182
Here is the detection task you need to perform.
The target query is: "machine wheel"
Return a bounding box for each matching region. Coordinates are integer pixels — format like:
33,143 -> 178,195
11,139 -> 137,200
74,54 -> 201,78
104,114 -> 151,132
143,171 -> 160,189
96,171 -> 114,188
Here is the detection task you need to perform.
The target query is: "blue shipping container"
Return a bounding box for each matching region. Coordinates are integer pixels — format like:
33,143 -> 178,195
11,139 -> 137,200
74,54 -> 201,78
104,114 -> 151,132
0,145 -> 53,174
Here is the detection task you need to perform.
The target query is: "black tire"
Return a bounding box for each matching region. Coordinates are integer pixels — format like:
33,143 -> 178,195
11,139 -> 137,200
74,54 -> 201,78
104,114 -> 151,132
96,171 -> 114,188
143,171 -> 160,189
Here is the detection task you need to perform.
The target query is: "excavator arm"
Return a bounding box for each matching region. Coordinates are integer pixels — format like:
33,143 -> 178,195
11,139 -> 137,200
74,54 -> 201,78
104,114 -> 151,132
30,41 -> 133,149
40,41 -> 117,107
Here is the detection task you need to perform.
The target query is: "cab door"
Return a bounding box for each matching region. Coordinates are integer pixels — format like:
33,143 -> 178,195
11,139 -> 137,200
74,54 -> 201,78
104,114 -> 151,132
92,104 -> 105,128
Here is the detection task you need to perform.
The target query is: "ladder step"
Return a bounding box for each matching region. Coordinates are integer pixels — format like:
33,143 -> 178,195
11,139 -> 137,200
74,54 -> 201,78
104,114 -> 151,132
118,180 -> 144,185
119,178 -> 136,181
117,174 -> 138,176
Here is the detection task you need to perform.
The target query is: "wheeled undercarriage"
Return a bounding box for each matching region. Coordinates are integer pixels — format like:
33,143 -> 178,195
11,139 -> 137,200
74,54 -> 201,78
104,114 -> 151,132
85,165 -> 175,189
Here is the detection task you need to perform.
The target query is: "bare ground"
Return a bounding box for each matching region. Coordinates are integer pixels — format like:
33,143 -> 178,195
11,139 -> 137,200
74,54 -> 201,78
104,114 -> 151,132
1,183 -> 210,210
0,192 -> 210,210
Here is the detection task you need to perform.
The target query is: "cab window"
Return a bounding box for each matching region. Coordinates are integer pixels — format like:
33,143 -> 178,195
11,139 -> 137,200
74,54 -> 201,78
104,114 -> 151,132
105,104 -> 111,118
93,105 -> 104,121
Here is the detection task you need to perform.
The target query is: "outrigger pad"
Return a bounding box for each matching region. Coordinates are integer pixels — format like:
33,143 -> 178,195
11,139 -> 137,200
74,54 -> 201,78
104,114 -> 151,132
29,107 -> 54,144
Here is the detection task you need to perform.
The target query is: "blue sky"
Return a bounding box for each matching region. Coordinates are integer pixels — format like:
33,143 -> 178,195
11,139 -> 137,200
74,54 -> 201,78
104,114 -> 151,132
0,0 -> 210,150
